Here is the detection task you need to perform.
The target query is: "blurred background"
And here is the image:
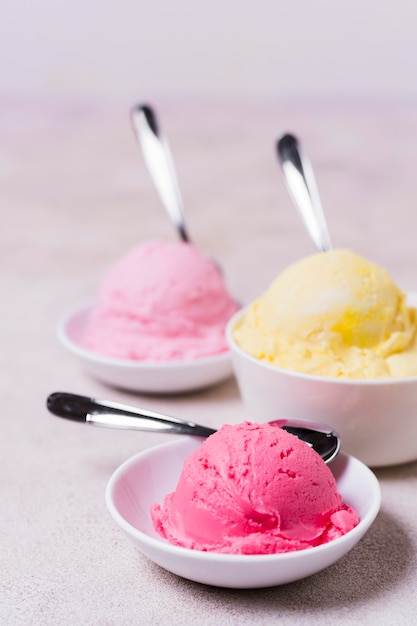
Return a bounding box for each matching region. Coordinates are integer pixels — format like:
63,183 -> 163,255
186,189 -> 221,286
1,0 -> 417,103
2,0 -> 417,306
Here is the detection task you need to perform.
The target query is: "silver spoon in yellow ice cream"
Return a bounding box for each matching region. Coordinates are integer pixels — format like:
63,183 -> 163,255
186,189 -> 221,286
277,133 -> 332,252
131,103 -> 191,243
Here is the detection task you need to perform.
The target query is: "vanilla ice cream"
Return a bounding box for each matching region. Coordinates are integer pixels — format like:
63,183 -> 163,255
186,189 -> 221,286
233,249 -> 417,378
151,422 -> 358,554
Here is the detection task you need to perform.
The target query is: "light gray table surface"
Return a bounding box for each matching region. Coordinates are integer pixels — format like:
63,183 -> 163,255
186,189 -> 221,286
2,99 -> 417,625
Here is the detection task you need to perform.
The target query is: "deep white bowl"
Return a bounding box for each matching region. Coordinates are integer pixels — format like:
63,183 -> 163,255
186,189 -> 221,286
226,292 -> 417,467
105,437 -> 380,589
57,303 -> 234,394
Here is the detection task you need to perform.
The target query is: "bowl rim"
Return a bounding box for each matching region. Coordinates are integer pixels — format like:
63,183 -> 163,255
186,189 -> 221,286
226,295 -> 417,386
105,437 -> 381,564
57,301 -> 233,370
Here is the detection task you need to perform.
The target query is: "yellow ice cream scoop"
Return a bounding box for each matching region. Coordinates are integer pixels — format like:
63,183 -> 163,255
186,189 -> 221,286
234,249 -> 417,379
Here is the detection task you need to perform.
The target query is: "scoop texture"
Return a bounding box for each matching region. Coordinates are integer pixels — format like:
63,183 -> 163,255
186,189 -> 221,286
83,240 -> 238,361
151,422 -> 358,554
233,249 -> 417,378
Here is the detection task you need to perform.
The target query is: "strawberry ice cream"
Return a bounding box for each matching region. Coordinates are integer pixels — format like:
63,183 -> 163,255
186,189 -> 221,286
151,422 -> 358,554
82,240 -> 238,361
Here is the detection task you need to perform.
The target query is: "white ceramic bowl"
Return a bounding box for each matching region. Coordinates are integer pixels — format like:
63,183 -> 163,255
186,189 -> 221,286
226,293 -> 417,468
57,303 -> 234,394
105,437 -> 380,589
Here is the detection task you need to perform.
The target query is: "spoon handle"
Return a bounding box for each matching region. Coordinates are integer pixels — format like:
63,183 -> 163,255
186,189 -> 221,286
130,103 -> 190,243
276,133 -> 332,252
47,392 -> 216,437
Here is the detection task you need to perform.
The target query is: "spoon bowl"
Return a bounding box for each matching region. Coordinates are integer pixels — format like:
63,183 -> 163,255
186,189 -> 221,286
106,437 -> 380,588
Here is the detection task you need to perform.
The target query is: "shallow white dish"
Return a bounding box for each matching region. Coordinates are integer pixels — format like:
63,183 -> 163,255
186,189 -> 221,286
105,437 -> 381,589
226,292 -> 417,467
57,303 -> 234,394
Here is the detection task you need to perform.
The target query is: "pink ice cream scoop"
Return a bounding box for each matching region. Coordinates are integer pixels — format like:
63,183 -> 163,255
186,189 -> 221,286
151,422 -> 358,554
82,240 -> 238,361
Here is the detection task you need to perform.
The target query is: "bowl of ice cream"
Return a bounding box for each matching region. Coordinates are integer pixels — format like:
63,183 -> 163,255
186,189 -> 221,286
105,423 -> 381,589
58,240 -> 239,393
227,249 -> 417,467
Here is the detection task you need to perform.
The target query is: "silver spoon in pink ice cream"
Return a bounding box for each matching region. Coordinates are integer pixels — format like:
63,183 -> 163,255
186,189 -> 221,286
47,392 -> 341,464
131,103 -> 191,243
277,133 -> 333,252
130,103 -> 224,275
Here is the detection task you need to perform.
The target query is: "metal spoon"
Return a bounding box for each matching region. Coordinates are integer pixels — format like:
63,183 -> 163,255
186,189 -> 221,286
276,133 -> 332,252
131,103 -> 190,243
47,392 -> 341,464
